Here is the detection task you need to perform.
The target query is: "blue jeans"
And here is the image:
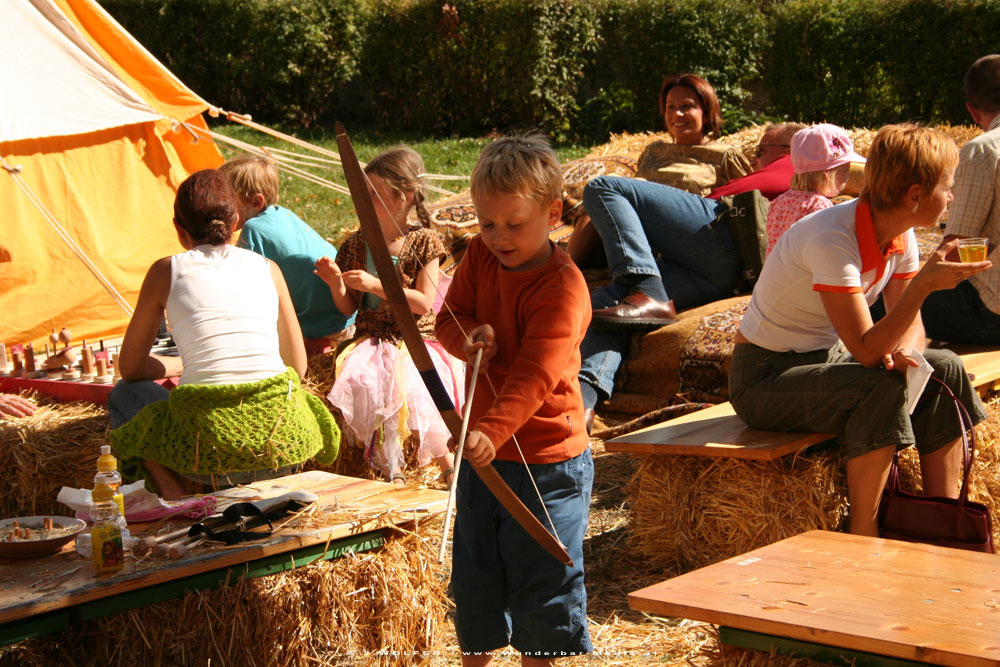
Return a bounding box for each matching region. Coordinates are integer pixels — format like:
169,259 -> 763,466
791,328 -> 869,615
922,280 -> 1000,344
579,176 -> 744,401
108,380 -> 170,429
452,449 -> 593,656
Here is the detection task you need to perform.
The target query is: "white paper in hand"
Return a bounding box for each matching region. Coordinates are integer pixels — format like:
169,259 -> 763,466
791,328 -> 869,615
906,349 -> 934,414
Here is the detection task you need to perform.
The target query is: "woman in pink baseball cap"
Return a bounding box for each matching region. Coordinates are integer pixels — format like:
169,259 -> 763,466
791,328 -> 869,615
765,123 -> 865,255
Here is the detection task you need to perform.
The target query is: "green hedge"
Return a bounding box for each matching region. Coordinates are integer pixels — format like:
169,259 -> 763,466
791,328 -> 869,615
99,0 -> 1000,138
580,0 -> 767,136
358,0 -> 600,141
766,0 -> 1000,126
101,0 -> 364,127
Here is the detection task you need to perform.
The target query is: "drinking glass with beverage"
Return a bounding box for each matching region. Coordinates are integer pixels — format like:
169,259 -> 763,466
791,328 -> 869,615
958,237 -> 989,263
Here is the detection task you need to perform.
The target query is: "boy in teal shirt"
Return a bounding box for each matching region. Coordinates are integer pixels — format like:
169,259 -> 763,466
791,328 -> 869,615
220,155 -> 354,340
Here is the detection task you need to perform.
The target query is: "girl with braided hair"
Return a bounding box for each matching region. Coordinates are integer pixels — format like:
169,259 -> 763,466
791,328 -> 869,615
315,146 -> 461,485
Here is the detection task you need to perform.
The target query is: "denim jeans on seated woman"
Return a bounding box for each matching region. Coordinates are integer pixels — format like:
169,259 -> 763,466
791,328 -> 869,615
578,176 -> 744,402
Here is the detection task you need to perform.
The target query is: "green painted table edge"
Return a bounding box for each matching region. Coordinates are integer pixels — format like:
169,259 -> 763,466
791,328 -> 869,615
720,626 -> 938,667
0,529 -> 385,648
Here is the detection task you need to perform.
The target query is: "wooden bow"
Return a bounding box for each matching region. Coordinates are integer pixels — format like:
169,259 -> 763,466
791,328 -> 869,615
334,122 -> 572,566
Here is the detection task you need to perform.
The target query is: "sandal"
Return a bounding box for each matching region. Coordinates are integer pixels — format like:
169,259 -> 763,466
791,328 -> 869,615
441,467 -> 455,485
390,472 -> 406,485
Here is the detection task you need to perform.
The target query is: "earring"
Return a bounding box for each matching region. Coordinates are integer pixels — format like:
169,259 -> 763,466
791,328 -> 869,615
911,201 -> 919,214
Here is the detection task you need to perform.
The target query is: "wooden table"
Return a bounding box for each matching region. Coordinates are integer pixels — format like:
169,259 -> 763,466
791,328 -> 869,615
630,530 -> 1000,666
0,470 -> 447,646
605,402 -> 834,460
945,343 -> 1000,397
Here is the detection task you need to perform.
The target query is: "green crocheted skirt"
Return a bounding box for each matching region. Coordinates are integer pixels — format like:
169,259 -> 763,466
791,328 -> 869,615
110,368 -> 339,476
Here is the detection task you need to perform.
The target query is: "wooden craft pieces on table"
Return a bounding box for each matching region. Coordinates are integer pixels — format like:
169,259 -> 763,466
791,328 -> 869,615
0,471 -> 448,645
629,530 -> 1000,667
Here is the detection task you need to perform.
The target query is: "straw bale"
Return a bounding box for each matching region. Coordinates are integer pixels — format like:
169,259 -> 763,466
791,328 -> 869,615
1,528 -> 449,667
627,450 -> 848,573
0,397 -> 108,518
585,123 -> 981,169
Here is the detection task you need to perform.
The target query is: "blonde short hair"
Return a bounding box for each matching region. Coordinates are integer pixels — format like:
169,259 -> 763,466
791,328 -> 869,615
470,133 -> 562,209
218,155 -> 280,208
860,124 -> 958,214
790,165 -> 845,194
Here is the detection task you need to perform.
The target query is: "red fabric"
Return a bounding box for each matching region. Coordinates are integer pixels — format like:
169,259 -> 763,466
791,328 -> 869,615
709,155 -> 794,201
436,237 -> 591,463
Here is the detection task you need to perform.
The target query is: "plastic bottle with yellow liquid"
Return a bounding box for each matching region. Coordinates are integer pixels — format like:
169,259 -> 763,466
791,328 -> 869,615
91,483 -> 124,574
95,445 -> 124,516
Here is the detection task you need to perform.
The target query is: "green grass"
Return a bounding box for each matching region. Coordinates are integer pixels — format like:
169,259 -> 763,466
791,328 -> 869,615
212,124 -> 590,245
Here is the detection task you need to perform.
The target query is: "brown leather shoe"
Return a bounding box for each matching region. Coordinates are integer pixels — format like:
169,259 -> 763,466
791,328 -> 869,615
583,408 -> 596,435
591,292 -> 676,331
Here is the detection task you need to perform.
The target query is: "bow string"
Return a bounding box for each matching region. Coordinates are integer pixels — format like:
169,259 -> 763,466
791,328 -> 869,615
333,122 -> 572,566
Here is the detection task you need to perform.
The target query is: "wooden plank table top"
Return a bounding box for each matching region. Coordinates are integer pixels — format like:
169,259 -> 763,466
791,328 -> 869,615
944,343 -> 1000,395
629,530 -> 1000,667
0,470 -> 447,627
604,402 -> 834,460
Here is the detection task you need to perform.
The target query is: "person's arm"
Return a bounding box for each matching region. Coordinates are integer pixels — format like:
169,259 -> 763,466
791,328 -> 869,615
118,258 -> 181,381
340,262 -> 439,316
881,276 -> 927,358
435,241 -> 486,362
821,239 -> 989,367
314,256 -> 358,316
270,260 -> 308,379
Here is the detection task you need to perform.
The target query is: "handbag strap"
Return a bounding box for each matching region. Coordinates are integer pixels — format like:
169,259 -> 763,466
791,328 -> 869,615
925,376 -> 976,508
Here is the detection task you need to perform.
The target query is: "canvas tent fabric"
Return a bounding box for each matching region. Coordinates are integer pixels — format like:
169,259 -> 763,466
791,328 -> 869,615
1,0 -> 223,345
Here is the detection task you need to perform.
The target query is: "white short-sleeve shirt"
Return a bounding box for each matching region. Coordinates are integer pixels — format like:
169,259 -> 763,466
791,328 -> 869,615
740,199 -> 919,352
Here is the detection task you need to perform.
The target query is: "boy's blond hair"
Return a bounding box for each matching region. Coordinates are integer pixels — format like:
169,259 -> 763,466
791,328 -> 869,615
470,133 -> 562,209
859,124 -> 958,214
219,155 -> 280,208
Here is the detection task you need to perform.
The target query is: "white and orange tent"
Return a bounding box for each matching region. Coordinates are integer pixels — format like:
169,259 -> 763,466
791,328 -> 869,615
1,0 -> 223,345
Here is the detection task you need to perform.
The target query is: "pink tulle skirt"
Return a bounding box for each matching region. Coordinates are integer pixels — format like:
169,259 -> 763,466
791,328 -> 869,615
328,338 -> 464,478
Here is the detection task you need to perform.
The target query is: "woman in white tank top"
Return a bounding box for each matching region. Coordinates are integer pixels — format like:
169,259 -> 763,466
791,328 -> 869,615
108,170 -> 339,499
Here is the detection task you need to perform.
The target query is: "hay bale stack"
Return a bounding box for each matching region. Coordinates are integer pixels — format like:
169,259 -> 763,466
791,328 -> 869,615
0,399 -> 108,518
628,450 -> 848,573
1,529 -> 448,667
587,123 -> 981,165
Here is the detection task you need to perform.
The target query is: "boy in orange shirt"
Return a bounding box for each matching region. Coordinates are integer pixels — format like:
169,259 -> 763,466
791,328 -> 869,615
436,135 -> 593,665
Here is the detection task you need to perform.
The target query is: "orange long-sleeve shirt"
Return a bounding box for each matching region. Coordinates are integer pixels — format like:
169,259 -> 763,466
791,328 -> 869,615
436,236 -> 591,463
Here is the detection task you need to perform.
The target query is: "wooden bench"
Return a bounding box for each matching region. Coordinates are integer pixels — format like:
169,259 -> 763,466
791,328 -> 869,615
604,402 -> 834,460
947,342 -> 1000,398
629,530 -> 1000,667
605,343 -> 1000,460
